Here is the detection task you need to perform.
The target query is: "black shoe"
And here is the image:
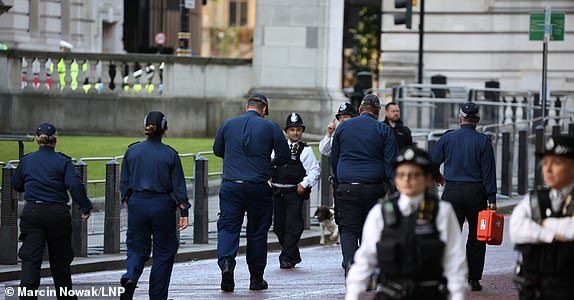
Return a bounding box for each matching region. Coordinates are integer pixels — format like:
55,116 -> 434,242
344,264 -> 351,277
119,278 -> 137,300
220,261 -> 235,292
249,274 -> 269,290
280,261 -> 294,269
469,280 -> 482,291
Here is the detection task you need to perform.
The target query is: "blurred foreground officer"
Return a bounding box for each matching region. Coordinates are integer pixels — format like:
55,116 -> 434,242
319,103 -> 357,156
12,122 -> 93,300
346,147 -> 468,300
383,102 -> 413,150
331,94 -> 399,275
213,93 -> 290,292
510,135 -> 574,300
431,102 -> 496,291
271,113 -> 320,269
119,111 -> 190,300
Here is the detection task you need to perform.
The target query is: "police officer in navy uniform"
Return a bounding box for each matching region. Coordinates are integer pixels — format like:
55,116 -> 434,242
331,94 -> 399,275
12,122 -> 93,300
510,135 -> 574,300
383,102 -> 414,150
213,93 -> 290,292
119,111 -> 190,300
271,113 -> 320,269
346,147 -> 469,300
319,102 -> 358,157
431,102 -> 497,291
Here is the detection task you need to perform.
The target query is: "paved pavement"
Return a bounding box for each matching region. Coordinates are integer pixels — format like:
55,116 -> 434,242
0,216 -> 519,299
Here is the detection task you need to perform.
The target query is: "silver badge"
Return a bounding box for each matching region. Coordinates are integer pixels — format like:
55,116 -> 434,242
290,113 -> 298,123
404,149 -> 415,160
545,138 -> 555,151
339,103 -> 347,111
554,145 -> 571,155
546,208 -> 552,217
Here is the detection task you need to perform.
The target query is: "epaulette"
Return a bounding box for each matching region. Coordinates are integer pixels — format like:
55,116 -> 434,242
165,144 -> 179,153
443,129 -> 455,135
127,141 -> 140,148
298,140 -> 308,148
57,152 -> 71,159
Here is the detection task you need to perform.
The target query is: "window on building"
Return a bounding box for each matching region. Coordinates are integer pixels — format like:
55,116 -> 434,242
229,0 -> 248,27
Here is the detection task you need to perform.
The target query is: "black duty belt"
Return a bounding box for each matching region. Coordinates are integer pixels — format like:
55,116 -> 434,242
224,179 -> 267,185
27,200 -> 68,206
341,182 -> 386,185
445,181 -> 483,185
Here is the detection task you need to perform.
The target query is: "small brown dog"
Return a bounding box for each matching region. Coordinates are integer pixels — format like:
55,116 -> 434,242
314,206 -> 339,245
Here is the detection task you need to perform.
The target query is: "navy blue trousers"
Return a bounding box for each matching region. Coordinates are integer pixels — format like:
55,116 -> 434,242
122,193 -> 178,300
217,182 -> 273,275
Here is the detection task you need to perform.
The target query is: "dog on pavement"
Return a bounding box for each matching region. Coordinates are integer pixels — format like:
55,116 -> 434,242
314,206 -> 339,245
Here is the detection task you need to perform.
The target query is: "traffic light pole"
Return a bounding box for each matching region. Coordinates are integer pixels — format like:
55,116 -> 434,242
417,0 -> 425,84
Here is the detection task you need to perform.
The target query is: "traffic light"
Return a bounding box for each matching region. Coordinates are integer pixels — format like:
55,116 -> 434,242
394,0 -> 412,29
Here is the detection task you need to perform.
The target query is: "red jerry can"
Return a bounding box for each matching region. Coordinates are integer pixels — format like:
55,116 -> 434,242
476,210 -> 504,245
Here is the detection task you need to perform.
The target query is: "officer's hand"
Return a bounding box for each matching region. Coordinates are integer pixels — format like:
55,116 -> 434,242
327,120 -> 336,136
179,217 -> 188,231
297,184 -> 306,195
488,203 -> 497,211
435,174 -> 445,186
81,212 -> 91,220
554,234 -> 568,242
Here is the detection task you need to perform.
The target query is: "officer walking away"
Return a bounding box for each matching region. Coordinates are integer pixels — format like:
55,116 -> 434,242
12,122 -> 93,299
346,147 -> 469,300
213,93 -> 290,292
331,94 -> 399,275
431,102 -> 497,292
319,102 -> 357,157
383,102 -> 414,150
510,135 -> 574,300
119,111 -> 190,300
271,113 -> 320,269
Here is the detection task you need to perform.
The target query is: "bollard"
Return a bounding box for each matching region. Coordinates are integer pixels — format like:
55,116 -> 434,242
303,199 -> 311,230
104,159 -> 121,254
320,155 -> 332,207
72,161 -> 88,257
569,122 -> 574,137
194,156 -> 209,244
534,126 -> 544,188
501,131 -> 513,196
0,163 -> 18,264
517,130 -> 529,195
552,124 -> 561,137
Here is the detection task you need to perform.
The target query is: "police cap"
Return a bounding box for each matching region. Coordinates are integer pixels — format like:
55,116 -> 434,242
459,102 -> 479,118
536,135 -> 574,160
285,112 -> 305,131
144,111 -> 167,130
360,94 -> 381,110
335,102 -> 358,119
393,146 -> 437,176
36,122 -> 57,137
249,93 -> 269,115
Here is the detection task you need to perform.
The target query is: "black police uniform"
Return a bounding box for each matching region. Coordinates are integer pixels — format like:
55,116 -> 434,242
431,102 -> 497,287
271,113 -> 318,269
383,118 -> 414,150
12,122 -> 93,299
511,135 -> 574,300
119,111 -> 190,299
213,93 -> 290,291
331,94 -> 399,270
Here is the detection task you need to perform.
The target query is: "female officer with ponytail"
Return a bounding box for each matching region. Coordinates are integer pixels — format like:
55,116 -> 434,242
119,111 -> 191,300
13,122 -> 93,299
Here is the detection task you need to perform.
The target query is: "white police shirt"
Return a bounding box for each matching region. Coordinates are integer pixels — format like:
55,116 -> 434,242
270,140 -> 320,189
345,193 -> 469,300
510,181 -> 574,244
319,134 -> 333,157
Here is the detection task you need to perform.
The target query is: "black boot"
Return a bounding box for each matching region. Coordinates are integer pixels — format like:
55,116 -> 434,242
220,260 -> 235,292
249,273 -> 268,290
119,278 -> 137,300
469,280 -> 482,291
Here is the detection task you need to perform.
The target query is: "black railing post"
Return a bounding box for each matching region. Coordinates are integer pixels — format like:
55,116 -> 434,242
534,126 -> 544,188
194,156 -> 209,244
320,155 -> 332,207
0,163 -> 18,264
569,122 -> 574,137
517,130 -> 529,195
501,131 -> 512,196
104,159 -> 121,254
72,160 -> 88,257
552,124 -> 561,137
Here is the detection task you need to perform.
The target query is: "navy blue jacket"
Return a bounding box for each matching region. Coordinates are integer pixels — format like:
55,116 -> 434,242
331,113 -> 399,184
120,139 -> 191,215
431,124 -> 497,203
213,110 -> 290,182
12,146 -> 93,214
